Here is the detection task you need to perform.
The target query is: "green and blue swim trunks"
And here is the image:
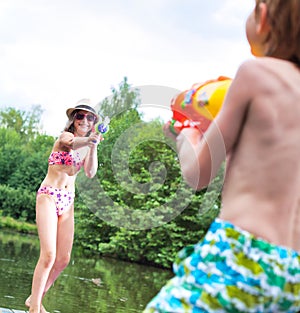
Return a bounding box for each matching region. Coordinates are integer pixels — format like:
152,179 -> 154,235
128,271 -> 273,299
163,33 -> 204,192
143,218 -> 300,312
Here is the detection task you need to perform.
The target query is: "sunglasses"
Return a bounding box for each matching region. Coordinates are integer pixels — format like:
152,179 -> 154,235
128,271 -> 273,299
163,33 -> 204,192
74,112 -> 96,122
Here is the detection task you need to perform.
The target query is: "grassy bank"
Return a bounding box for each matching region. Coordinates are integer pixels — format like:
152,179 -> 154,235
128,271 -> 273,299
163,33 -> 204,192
0,215 -> 37,234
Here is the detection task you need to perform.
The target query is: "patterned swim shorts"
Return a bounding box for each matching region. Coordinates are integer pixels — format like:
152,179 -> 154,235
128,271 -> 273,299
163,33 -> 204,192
37,185 -> 75,216
144,218 -> 300,313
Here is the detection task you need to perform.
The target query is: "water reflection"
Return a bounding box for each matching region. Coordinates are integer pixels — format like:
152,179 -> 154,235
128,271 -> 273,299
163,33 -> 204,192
0,231 -> 172,313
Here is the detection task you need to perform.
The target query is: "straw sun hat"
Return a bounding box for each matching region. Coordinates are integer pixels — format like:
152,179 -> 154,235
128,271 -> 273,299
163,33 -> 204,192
66,99 -> 99,123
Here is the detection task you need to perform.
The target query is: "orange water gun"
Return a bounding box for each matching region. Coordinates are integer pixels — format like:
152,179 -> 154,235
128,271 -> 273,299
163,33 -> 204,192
169,76 -> 232,135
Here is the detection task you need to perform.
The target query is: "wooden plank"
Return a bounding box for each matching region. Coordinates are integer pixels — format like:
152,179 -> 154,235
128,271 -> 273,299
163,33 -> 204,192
0,308 -> 28,313
0,309 -> 13,313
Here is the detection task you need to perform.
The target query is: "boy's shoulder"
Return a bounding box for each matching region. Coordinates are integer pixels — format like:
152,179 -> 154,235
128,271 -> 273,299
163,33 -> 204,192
237,57 -> 296,83
239,56 -> 296,71
233,58 -> 267,85
238,57 -> 278,72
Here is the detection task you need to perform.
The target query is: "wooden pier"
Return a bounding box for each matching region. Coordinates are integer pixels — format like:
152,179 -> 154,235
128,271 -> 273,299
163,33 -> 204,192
0,308 -> 28,313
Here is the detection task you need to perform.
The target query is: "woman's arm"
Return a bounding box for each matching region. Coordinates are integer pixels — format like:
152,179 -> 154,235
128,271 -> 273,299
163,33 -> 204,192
58,131 -> 101,178
58,131 -> 101,150
81,133 -> 102,178
83,144 -> 99,178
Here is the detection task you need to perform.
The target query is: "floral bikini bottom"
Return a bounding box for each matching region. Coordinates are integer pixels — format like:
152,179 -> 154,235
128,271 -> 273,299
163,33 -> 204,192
37,185 -> 75,216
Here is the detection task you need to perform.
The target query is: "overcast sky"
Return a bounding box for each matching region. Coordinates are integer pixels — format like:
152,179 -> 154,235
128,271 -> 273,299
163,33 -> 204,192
0,0 -> 254,135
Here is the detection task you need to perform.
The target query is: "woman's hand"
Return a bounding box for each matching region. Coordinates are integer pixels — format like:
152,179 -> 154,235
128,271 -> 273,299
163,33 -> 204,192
88,132 -> 103,148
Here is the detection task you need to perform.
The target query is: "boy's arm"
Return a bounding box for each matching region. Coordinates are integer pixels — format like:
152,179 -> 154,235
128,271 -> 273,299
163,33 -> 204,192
176,60 -> 254,190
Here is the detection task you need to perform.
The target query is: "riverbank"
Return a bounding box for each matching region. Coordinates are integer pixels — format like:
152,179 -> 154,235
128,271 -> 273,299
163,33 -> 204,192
0,215 -> 37,234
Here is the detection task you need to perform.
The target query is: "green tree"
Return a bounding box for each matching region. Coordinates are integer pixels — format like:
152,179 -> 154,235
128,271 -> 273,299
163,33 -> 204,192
0,106 -> 54,222
0,128 -> 24,185
74,78 -> 222,268
0,105 -> 44,141
75,78 -> 143,254
19,134 -> 54,191
97,76 -> 140,118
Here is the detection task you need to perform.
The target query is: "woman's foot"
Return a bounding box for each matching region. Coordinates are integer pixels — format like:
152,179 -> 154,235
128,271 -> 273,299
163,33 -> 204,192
25,295 -> 49,313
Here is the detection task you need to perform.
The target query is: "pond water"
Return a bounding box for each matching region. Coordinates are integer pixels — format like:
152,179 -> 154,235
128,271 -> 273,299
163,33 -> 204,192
0,230 -> 173,313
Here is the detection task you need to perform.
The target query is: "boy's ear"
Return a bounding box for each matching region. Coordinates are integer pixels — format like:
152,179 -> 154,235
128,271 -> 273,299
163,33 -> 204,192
256,2 -> 270,35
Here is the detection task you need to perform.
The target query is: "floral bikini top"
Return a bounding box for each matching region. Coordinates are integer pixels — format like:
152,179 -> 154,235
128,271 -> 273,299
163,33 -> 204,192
48,150 -> 85,171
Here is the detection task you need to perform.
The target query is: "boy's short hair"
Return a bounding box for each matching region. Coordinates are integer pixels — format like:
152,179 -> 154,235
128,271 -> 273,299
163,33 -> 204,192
256,0 -> 300,66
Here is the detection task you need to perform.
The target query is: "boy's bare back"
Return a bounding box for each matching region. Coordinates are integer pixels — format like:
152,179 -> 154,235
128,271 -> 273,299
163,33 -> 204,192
219,57 -> 300,250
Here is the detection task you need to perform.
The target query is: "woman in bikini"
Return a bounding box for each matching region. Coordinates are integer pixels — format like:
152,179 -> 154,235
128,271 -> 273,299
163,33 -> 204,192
25,99 -> 102,313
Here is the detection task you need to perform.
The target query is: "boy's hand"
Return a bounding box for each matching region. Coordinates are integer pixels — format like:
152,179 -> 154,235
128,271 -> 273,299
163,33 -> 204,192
163,121 -> 178,141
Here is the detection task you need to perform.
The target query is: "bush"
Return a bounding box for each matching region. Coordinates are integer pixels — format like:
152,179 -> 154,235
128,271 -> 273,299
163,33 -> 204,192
0,185 -> 36,222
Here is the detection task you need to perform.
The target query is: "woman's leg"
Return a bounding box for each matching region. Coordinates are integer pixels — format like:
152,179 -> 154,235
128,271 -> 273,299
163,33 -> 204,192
42,204 -> 74,295
28,195 -> 58,313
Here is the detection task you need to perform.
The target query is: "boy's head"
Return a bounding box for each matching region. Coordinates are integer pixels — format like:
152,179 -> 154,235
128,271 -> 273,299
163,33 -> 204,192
255,0 -> 300,66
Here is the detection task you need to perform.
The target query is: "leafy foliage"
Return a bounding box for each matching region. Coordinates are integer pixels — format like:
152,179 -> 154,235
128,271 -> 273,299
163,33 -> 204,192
0,107 -> 54,223
0,184 -> 36,221
97,76 -> 140,118
0,105 -> 44,141
74,78 -> 222,268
